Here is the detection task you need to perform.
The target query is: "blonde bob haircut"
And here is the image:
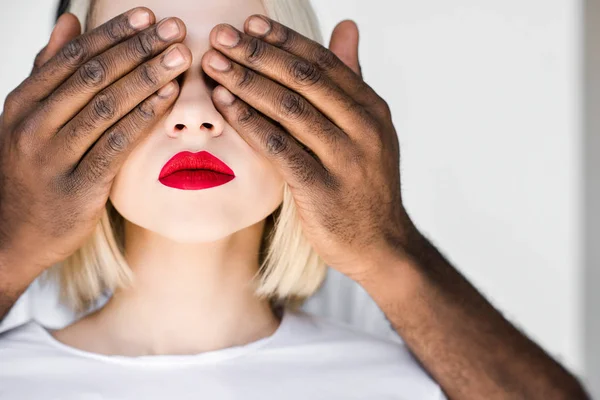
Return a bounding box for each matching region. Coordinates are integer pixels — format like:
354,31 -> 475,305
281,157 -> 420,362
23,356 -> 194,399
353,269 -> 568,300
51,0 -> 327,312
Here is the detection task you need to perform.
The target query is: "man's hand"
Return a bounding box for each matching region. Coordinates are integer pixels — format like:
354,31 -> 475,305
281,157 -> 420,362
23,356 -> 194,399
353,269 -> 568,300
0,8 -> 191,314
202,16 -> 410,282
201,15 -> 590,400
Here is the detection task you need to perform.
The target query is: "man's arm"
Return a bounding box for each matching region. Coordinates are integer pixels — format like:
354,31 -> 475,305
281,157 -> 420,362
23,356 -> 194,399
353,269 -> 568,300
356,223 -> 590,399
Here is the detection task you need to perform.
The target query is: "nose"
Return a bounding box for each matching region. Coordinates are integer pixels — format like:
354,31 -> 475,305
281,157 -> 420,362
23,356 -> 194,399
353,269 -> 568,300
163,68 -> 226,139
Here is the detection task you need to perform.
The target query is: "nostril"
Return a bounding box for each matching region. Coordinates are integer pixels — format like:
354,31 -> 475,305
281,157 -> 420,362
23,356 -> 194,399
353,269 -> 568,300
201,123 -> 214,130
175,124 -> 186,131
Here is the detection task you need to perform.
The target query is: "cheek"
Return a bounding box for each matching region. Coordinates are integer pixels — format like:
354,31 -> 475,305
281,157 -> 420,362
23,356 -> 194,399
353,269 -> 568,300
108,139 -> 153,215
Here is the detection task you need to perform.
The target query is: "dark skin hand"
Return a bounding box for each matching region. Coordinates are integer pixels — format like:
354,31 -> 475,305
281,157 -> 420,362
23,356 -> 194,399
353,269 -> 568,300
200,15 -> 591,400
0,8 -> 192,316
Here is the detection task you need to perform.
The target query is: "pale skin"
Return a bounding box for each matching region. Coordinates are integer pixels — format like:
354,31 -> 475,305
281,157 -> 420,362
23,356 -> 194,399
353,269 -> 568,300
0,1 -> 591,399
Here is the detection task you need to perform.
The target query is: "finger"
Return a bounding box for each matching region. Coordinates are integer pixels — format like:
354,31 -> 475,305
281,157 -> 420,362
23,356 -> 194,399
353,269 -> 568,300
202,50 -> 348,168
329,20 -> 362,78
212,85 -> 329,191
32,13 -> 82,74
208,24 -> 372,138
54,43 -> 192,168
16,7 -> 155,106
244,15 -> 377,105
72,80 -> 180,189
37,17 -> 186,134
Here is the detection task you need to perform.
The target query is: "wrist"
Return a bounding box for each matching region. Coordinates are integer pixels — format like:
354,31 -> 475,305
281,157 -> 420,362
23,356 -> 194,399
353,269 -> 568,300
351,215 -> 430,300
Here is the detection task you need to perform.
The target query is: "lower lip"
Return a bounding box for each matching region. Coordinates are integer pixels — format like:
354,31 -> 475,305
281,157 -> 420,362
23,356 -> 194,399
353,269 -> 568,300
159,170 -> 235,190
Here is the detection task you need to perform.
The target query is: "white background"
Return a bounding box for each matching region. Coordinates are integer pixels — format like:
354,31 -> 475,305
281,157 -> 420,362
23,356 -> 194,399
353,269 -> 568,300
0,0 -> 596,397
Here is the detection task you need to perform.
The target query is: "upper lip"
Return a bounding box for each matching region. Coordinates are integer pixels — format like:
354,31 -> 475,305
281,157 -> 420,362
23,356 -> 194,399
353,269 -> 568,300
159,151 -> 235,179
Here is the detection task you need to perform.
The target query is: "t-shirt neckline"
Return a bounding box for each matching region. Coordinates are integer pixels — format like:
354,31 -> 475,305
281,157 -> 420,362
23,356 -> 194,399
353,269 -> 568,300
31,308 -> 294,367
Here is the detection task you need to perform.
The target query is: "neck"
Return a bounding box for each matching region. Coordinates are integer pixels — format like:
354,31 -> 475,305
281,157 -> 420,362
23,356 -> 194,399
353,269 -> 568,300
74,218 -> 279,356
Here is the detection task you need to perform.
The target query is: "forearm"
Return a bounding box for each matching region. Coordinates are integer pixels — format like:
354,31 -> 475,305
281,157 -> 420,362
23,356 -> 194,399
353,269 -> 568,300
358,227 -> 590,400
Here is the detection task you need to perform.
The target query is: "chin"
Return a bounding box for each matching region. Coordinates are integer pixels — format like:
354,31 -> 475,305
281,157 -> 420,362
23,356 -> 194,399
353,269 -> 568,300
155,223 -> 239,244
137,209 -> 268,244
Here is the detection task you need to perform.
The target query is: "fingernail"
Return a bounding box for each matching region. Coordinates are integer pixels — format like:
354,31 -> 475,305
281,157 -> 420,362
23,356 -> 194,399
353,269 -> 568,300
247,16 -> 271,36
209,52 -> 232,71
216,25 -> 240,47
157,18 -> 180,41
157,81 -> 177,97
130,9 -> 152,30
163,47 -> 185,68
215,86 -> 235,105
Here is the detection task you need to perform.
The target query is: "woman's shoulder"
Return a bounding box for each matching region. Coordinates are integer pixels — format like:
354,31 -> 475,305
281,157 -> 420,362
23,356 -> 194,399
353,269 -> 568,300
265,309 -> 444,397
0,320 -> 46,342
280,308 -> 400,346
0,320 -> 54,355
275,309 -> 426,367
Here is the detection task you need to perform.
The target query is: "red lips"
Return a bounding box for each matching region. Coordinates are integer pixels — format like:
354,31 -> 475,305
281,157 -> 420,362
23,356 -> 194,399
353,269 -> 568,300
159,151 -> 235,190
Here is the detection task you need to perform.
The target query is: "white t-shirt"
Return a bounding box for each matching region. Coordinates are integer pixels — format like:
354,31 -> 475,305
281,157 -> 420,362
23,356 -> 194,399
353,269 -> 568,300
0,309 -> 445,400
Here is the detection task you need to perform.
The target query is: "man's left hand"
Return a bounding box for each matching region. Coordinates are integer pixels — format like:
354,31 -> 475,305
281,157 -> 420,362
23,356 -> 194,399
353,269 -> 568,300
202,15 -> 413,281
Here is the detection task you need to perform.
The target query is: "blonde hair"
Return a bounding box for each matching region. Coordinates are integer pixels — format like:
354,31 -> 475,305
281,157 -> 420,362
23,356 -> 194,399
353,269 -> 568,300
53,0 -> 327,312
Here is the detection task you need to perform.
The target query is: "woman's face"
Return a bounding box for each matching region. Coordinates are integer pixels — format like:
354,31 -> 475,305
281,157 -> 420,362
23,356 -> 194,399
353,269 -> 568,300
92,0 -> 285,243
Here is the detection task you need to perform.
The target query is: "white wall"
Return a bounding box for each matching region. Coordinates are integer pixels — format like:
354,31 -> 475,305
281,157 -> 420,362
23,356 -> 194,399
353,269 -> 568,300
0,0 -> 594,395
0,0 -> 59,103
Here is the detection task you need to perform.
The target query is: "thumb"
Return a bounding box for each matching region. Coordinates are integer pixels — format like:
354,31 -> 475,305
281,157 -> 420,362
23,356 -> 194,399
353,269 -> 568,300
32,13 -> 81,73
328,20 -> 362,78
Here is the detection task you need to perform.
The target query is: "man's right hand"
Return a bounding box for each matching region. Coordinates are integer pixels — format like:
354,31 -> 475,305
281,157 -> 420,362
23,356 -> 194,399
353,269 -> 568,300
0,7 -> 191,286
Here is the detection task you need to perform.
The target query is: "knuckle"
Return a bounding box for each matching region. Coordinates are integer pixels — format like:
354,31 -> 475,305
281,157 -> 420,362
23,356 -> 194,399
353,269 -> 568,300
235,68 -> 257,90
4,89 -> 19,108
272,26 -> 293,50
376,98 -> 392,118
130,32 -> 155,59
13,127 -> 43,164
265,130 -> 289,155
139,63 -> 160,87
279,92 -> 308,120
237,103 -> 258,127
315,119 -> 342,148
14,115 -> 40,141
136,100 -> 156,121
61,124 -> 80,153
370,136 -> 385,155
62,117 -> 94,152
105,128 -> 130,155
3,90 -> 22,116
289,59 -> 321,87
91,91 -> 118,121
104,15 -> 131,41
14,130 -> 35,158
78,58 -> 108,87
313,46 -> 339,71
245,38 -> 267,64
60,38 -> 88,66
347,100 -> 375,126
